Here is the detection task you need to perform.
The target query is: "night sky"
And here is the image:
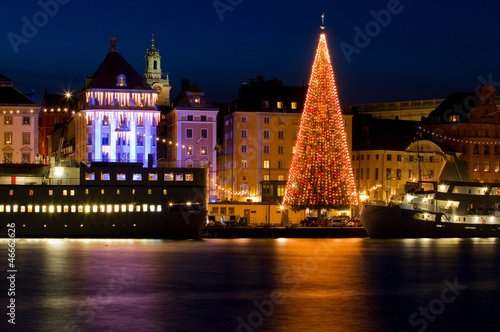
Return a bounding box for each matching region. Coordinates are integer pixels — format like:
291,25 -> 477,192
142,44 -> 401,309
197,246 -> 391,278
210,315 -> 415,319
2,0 -> 500,105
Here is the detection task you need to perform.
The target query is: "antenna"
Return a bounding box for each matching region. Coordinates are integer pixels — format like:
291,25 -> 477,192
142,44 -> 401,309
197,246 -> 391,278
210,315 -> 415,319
320,13 -> 325,30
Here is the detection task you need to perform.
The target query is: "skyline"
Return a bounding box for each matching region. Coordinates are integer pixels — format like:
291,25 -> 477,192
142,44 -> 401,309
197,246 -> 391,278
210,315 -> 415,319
2,0 -> 500,105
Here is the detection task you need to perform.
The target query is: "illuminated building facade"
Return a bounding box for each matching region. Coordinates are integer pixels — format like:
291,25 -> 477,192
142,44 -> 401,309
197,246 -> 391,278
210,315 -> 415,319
75,37 -> 160,166
0,74 -> 40,163
165,80 -> 218,200
420,84 -> 500,183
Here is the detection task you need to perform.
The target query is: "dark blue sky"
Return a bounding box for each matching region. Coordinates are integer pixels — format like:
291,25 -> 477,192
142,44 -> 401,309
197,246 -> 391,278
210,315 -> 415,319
2,0 -> 500,105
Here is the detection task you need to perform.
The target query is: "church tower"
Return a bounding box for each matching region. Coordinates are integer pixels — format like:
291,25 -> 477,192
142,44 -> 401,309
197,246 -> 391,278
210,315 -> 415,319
145,34 -> 171,106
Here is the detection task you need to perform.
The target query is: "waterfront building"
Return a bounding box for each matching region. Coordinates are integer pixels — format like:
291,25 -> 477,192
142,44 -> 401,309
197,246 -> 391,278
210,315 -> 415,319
218,76 -> 353,203
40,91 -> 78,162
74,37 -> 160,167
164,79 -> 218,200
0,74 -> 40,163
420,84 -> 500,183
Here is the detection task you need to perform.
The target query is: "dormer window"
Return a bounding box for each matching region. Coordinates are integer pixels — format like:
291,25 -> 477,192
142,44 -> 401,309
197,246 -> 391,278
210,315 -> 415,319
193,97 -> 200,105
117,74 -> 127,87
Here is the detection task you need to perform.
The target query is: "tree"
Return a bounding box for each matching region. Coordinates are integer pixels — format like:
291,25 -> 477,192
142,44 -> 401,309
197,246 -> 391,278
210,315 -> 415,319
283,31 -> 358,212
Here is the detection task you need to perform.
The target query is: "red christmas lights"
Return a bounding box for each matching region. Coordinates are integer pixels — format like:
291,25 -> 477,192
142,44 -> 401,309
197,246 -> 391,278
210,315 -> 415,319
283,33 -> 358,210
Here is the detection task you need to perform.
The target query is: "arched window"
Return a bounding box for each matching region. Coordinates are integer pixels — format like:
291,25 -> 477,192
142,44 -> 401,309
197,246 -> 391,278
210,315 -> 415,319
153,60 -> 157,70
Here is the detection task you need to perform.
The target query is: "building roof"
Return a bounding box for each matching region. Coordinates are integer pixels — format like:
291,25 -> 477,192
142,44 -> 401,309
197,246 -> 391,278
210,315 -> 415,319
42,91 -> 78,109
85,42 -> 152,91
172,81 -> 216,109
423,91 -> 477,124
0,86 -> 38,106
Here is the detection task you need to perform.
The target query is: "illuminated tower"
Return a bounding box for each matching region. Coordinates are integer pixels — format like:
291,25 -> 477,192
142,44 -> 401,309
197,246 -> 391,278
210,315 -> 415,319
144,34 -> 171,106
283,15 -> 358,211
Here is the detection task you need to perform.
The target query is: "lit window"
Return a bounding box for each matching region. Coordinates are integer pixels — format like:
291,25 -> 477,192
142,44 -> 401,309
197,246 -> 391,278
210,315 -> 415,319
20,206 -> 25,213
70,190 -> 75,196
175,174 -> 183,181
48,190 -> 53,196
150,205 -> 155,212
149,173 -> 158,181
133,173 -> 142,181
291,102 -> 297,109
35,206 -> 40,213
164,173 -> 173,181
101,172 -> 110,180
101,189 -> 105,194
277,101 -> 283,109
29,190 -> 34,196
114,205 -> 120,212
148,189 -> 152,195
92,205 -> 98,213
163,189 -> 167,195
78,206 -> 84,213
143,204 -> 148,212
0,205 -> 4,212
49,206 -> 55,213
85,173 -> 95,180
121,205 -> 127,212
42,206 -> 47,213
241,160 -> 248,169
64,206 -> 69,213
186,146 -> 193,156
128,205 -> 134,212
57,206 -> 62,213
241,116 -> 248,123
6,206 -> 11,213
185,173 -> 194,181
136,205 -> 141,212
100,205 -> 105,212
63,190 -> 68,196
264,160 -> 270,168
201,146 -> 208,156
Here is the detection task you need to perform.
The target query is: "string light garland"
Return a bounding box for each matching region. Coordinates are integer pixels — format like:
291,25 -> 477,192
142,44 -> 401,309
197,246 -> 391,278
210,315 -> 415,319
418,126 -> 500,145
283,32 -> 358,210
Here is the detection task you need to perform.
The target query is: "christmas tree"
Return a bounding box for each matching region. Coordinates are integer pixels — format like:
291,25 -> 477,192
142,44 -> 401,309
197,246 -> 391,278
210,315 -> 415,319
283,24 -> 358,211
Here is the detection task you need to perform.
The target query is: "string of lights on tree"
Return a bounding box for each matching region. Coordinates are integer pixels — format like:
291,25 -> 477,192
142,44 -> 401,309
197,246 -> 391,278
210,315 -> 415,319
418,126 -> 500,145
283,30 -> 358,210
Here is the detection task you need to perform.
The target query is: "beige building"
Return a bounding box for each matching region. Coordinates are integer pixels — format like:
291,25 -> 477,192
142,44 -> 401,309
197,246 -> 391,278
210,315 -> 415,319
218,110 -> 353,202
353,140 -> 447,203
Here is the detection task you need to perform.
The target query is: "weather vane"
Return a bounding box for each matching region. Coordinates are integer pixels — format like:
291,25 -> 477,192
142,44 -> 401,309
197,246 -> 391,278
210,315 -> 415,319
321,13 -> 325,29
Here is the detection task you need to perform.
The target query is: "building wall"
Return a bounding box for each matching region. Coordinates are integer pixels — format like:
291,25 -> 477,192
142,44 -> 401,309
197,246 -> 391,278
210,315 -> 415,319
0,107 -> 39,163
352,141 -> 446,202
219,111 -> 353,202
39,108 -> 69,159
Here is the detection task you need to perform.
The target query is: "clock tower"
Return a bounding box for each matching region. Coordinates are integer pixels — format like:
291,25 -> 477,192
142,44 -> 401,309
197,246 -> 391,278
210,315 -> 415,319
145,34 -> 171,106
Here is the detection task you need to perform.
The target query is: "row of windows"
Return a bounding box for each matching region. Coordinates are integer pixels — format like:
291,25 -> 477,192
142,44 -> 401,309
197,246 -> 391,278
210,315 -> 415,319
473,161 -> 500,172
354,168 -> 435,181
186,128 -> 208,139
184,145 -> 208,156
3,152 -> 31,163
240,160 -> 286,169
4,132 -> 30,145
241,145 -> 291,155
470,144 -> 500,155
239,129 -> 297,140
87,153 -> 156,164
444,126 -> 500,138
9,188 -> 168,196
3,116 -> 31,125
87,133 -> 155,147
353,154 -> 435,163
186,115 -> 207,121
0,204 -> 163,213
85,172 -> 194,182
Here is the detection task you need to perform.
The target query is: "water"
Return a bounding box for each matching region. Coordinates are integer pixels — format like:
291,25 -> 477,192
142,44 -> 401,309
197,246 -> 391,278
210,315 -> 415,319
2,238 -> 500,332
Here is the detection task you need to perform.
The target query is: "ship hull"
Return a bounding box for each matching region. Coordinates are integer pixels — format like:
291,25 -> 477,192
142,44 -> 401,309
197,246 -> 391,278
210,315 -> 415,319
361,205 -> 500,238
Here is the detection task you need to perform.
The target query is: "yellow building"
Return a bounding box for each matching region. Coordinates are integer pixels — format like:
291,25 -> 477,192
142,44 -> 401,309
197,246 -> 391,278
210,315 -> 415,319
353,140 -> 447,203
218,110 -> 353,202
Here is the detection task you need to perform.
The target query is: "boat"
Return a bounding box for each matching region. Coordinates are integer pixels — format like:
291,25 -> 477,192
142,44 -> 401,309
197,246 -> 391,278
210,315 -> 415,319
0,160 -> 207,239
360,153 -> 500,238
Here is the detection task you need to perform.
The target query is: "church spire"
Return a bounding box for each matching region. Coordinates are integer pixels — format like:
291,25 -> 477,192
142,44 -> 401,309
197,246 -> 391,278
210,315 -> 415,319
109,35 -> 118,53
151,34 -> 156,49
144,35 -> 171,106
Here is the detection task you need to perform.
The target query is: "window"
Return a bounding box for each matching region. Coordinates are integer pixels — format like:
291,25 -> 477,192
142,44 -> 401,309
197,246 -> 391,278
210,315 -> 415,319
201,129 -> 208,138
278,131 -> 284,139
264,130 -> 270,139
4,132 -> 12,145
462,145 -> 467,154
367,154 -> 370,160
241,144 -> 247,153
278,145 -> 284,154
137,116 -> 144,127
263,174 -> 270,181
495,162 -> 500,173
495,145 -> 500,155
361,155 -> 364,160
263,101 -> 269,108
473,144 -> 479,154
278,174 -> 285,181
474,161 -> 479,172
278,160 -> 284,169
87,133 -> 92,145
264,117 -> 270,123
293,130 -> 298,140
449,114 -> 459,122
429,156 -> 434,162
485,129 -> 489,137
484,161 -> 490,172
101,172 -> 110,180
360,168 -> 364,179
366,168 -> 370,179
102,152 -> 108,162
175,174 -> 183,181
133,173 -> 142,181
149,173 -> 158,181
186,146 -> 193,155
23,117 -> 30,125
201,146 -> 208,156
277,184 -> 285,196
241,129 -> 248,138
85,172 -> 95,180
187,115 -> 193,121
475,128 -> 479,137
102,115 -> 109,126
409,169 -> 414,179
241,116 -> 248,123
375,168 -> 379,180
277,101 -> 283,109
137,134 -> 144,146
484,145 -> 490,155
241,160 -> 247,168
397,155 -> 402,161
117,173 -> 126,180
386,168 -> 391,180
164,173 -> 174,181
201,116 -> 207,121
22,153 -> 30,163
137,153 -> 143,163
355,168 -> 359,180
263,160 -> 270,168
263,145 -> 270,154
102,133 -> 109,145
409,155 -> 414,162
4,116 -> 12,125
376,154 -> 379,160
186,128 -> 193,138
87,153 -> 92,163
396,169 -> 401,180
185,173 -> 194,181
291,102 -> 297,109
387,154 -> 392,161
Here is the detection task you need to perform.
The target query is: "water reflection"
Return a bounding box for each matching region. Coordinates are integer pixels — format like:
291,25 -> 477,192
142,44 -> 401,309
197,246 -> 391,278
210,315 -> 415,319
2,238 -> 499,331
